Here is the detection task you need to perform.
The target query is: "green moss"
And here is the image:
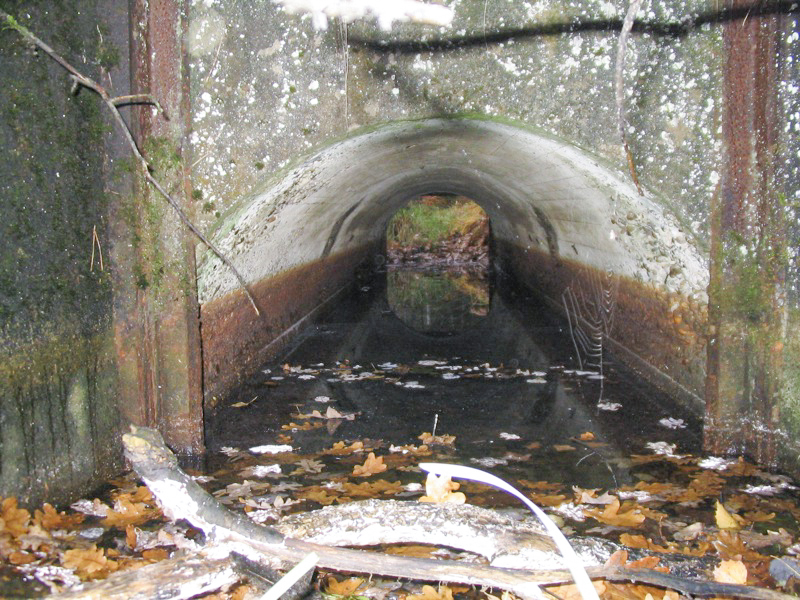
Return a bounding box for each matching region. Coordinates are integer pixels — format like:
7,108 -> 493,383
191,188 -> 204,200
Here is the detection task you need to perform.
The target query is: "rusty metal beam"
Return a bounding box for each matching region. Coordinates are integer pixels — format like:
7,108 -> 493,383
705,0 -> 787,465
114,0 -> 204,453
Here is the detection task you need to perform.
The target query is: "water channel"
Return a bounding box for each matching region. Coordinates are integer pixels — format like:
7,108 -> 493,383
205,265 -> 704,497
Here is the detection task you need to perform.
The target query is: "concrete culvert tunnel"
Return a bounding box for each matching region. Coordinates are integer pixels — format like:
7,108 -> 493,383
2,0 -> 798,516
198,119 -> 709,418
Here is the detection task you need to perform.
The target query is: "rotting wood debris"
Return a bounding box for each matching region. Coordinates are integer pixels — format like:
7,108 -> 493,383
52,426 -> 792,600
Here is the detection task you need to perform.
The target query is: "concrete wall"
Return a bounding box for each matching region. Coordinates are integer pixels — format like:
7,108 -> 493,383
0,1 -> 127,505
192,0 -> 799,468
191,0 -> 722,401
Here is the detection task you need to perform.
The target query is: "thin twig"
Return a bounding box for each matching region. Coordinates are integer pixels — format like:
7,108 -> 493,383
614,0 -> 645,196
1,10 -> 260,316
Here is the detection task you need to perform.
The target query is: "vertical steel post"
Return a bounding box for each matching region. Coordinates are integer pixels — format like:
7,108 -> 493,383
705,0 -> 787,464
116,0 -> 204,453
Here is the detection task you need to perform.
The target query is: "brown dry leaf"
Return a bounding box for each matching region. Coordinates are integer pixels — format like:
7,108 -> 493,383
341,480 -> 404,497
605,549 -> 629,567
419,473 -> 466,504
325,575 -> 366,596
129,486 -> 154,504
743,510 -> 776,523
714,501 -> 740,530
578,431 -> 596,441
385,544 -> 439,558
325,440 -> 365,455
0,497 -> 31,538
544,580 -> 606,600
526,441 -> 542,450
8,550 -> 36,565
712,530 -> 765,561
280,421 -> 322,431
297,487 -> 339,505
620,533 -> 710,557
713,559 -> 748,584
688,470 -> 725,498
418,432 -> 456,446
125,524 -> 137,550
34,503 -> 84,530
62,545 -> 118,577
352,452 -> 387,477
407,584 -> 455,600
518,479 -> 563,492
584,497 -> 645,527
574,487 -> 616,505
102,497 -> 158,528
553,444 -> 576,452
142,547 -> 169,562
528,492 -> 568,507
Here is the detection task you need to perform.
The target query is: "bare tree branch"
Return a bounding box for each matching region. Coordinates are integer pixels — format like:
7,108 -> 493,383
1,10 -> 260,316
614,0 -> 645,196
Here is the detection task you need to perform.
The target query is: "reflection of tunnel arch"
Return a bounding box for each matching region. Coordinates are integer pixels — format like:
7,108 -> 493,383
198,118 -> 708,410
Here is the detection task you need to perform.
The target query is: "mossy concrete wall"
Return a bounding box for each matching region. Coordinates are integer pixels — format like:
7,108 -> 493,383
0,0 -> 126,505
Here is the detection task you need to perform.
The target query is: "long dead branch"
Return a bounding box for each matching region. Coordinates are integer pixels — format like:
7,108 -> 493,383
0,11 -> 260,316
122,426 -> 795,600
614,0 -> 645,196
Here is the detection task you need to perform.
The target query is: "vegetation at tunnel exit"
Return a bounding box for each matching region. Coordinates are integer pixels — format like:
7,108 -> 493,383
387,195 -> 488,251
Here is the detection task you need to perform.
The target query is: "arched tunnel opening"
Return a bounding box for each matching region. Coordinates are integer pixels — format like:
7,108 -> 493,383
200,118 -> 709,493
384,194 -> 491,334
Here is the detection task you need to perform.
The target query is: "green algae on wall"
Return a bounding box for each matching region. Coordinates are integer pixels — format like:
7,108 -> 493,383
0,1 -> 123,505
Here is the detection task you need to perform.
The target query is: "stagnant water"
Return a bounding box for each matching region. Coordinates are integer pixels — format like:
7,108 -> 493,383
206,267 -> 704,496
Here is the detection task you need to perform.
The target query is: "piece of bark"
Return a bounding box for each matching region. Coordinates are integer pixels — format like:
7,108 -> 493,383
275,498 -> 572,569
55,554 -> 240,600
121,426 -> 797,600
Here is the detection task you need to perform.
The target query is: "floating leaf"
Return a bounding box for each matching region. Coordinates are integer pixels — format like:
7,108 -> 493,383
418,432 -> 456,446
325,440 -> 365,455
352,452 -> 387,477
341,480 -> 404,497
584,497 -> 645,527
553,444 -> 576,452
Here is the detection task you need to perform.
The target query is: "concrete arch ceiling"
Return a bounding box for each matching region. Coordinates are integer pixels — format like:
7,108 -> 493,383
198,118 -> 709,405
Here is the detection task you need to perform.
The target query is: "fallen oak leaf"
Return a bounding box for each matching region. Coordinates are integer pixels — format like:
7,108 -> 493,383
418,431 -> 456,446
33,503 -> 84,530
352,452 -> 387,477
0,497 -> 31,537
325,440 -> 365,455
325,575 -> 366,596
62,544 -> 118,577
584,497 -> 646,527
341,479 -> 404,497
